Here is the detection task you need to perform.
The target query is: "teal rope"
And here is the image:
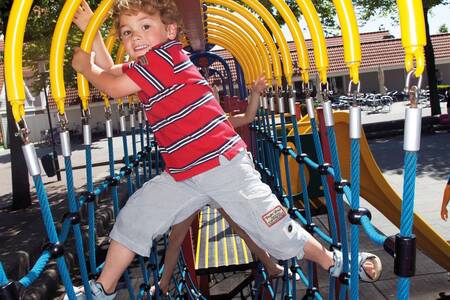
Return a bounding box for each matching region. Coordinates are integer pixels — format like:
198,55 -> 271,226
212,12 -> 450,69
0,263 -> 7,286
64,158 -> 93,300
108,137 -> 120,216
33,175 -> 75,299
131,126 -> 141,188
350,139 -> 360,300
397,151 -> 417,300
121,131 -> 134,195
85,145 -> 97,274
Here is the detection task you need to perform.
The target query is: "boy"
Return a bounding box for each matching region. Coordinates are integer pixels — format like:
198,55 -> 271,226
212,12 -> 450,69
70,0 -> 382,298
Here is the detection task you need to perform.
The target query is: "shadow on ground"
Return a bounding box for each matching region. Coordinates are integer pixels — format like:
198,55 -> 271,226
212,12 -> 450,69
368,132 -> 450,180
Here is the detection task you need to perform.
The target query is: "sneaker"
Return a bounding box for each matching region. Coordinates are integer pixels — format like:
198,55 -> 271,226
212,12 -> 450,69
328,250 -> 382,282
63,280 -> 117,300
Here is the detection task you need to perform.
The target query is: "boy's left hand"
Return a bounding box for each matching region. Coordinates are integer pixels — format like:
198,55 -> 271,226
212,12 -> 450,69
72,47 -> 94,74
252,75 -> 267,95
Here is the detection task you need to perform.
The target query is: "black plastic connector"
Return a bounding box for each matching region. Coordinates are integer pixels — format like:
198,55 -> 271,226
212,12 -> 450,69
383,235 -> 396,257
148,263 -> 157,271
284,295 -> 293,300
139,283 -> 150,292
63,212 -> 81,225
329,243 -> 342,251
317,163 -> 330,175
394,234 -> 416,277
287,207 -> 299,218
274,141 -> 283,150
338,272 -> 349,285
120,166 -> 132,176
281,146 -> 292,156
348,207 -> 372,225
145,145 -> 152,153
302,287 -> 318,299
106,176 -> 118,187
133,160 -> 140,167
0,281 -> 19,300
304,223 -> 317,234
334,180 -> 350,194
43,242 -> 65,259
295,153 -> 308,164
84,192 -> 97,203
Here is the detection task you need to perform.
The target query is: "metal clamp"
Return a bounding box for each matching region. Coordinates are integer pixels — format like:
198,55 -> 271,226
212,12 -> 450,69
15,118 -> 30,144
57,113 -> 69,131
404,69 -> 423,108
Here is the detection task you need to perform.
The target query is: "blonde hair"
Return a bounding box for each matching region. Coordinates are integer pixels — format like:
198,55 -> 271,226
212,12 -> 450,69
112,0 -> 182,38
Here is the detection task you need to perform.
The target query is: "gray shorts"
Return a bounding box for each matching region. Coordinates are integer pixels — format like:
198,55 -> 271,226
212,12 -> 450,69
110,151 -> 311,259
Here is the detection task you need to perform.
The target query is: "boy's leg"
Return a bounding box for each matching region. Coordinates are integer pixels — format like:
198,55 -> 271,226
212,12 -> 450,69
159,212 -> 198,294
96,240 -> 136,293
218,208 -> 283,277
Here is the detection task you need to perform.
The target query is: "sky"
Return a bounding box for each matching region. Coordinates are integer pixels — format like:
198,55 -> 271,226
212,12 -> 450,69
281,4 -> 450,40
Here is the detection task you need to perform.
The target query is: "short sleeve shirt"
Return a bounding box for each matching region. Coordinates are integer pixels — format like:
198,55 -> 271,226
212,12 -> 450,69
123,40 -> 247,181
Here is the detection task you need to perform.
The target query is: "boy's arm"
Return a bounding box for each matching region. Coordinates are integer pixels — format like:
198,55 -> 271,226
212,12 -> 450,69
441,184 -> 450,221
229,75 -> 266,128
72,48 -> 139,98
73,0 -> 115,71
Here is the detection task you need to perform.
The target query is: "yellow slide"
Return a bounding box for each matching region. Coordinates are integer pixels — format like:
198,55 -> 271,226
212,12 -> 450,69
332,111 -> 450,271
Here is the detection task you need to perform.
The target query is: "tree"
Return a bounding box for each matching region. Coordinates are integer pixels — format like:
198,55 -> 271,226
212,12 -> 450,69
438,24 -> 448,33
354,0 -> 450,116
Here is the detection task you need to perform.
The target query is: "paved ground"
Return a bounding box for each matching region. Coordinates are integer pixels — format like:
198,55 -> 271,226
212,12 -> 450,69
0,100 -> 449,299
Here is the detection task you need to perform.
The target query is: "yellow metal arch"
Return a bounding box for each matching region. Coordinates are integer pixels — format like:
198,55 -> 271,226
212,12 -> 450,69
4,0 -> 34,123
207,10 -> 272,83
77,0 -> 114,111
207,34 -> 253,87
50,0 -> 83,116
398,0 -> 426,76
332,0 -> 361,83
100,29 -> 118,109
207,29 -> 257,84
238,0 -> 294,85
267,0 -> 310,83
206,0 -> 284,86
294,0 -> 329,84
207,19 -> 266,78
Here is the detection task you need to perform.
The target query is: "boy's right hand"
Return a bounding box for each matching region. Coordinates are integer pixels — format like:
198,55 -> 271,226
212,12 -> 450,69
73,0 -> 94,32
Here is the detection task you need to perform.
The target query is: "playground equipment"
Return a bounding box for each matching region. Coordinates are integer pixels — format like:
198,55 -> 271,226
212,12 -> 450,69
1,0 -> 448,299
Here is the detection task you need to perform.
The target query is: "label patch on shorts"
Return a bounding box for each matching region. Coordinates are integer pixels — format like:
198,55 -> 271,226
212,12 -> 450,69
262,205 -> 287,227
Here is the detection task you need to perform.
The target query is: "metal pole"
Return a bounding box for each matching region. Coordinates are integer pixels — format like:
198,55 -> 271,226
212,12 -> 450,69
43,73 -> 61,181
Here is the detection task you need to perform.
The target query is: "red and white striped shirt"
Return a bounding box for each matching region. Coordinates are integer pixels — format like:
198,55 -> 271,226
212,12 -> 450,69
123,40 -> 246,181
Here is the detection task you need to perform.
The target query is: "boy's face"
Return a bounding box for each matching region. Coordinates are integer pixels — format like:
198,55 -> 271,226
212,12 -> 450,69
119,11 -> 177,58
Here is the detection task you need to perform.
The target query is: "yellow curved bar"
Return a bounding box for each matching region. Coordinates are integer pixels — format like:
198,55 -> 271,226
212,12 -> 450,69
4,0 -> 33,123
332,0 -> 361,83
100,29 -> 118,109
208,10 -> 272,82
208,30 -> 256,85
50,0 -> 83,116
238,0 -> 294,85
206,0 -> 283,86
207,35 -> 252,87
294,0 -> 328,84
115,44 -> 126,106
77,0 -> 114,111
268,0 -> 309,83
207,21 -> 263,79
397,0 -> 426,76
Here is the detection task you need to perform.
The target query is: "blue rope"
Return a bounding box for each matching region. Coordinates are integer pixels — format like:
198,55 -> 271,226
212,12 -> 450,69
397,151 -> 417,300
140,123 -> 147,182
33,175 -> 75,299
108,137 -> 120,217
122,130 -> 134,195
85,145 -> 97,274
327,127 -> 350,299
19,252 -> 51,287
64,158 -> 93,300
350,139 -> 360,300
131,126 -> 141,188
309,118 -> 338,244
0,262 -> 8,285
